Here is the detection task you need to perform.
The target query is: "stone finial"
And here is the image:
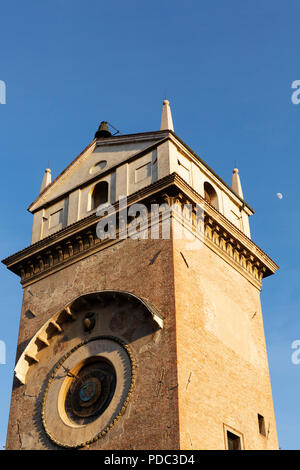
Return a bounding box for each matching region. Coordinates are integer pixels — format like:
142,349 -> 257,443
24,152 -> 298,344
40,168 -> 52,194
232,168 -> 244,199
160,99 -> 174,131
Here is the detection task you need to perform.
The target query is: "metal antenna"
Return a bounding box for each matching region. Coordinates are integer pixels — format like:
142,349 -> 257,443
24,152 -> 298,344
107,121 -> 122,136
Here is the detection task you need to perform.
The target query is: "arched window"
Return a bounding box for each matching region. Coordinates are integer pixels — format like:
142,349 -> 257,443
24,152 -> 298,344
204,182 -> 219,210
90,181 -> 108,210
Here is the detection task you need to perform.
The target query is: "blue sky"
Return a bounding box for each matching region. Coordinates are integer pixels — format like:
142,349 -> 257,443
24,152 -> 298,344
0,0 -> 300,450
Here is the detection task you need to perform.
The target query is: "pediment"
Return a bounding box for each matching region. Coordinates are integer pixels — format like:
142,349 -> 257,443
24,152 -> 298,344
29,132 -> 167,212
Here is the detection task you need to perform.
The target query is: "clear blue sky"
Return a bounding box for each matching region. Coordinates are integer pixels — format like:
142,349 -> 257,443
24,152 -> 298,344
0,0 -> 299,450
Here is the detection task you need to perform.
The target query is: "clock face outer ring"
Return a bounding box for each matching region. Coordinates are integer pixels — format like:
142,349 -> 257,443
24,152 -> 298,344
41,336 -> 136,448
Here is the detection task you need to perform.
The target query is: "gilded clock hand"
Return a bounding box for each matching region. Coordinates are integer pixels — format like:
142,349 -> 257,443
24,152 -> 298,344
61,364 -> 79,379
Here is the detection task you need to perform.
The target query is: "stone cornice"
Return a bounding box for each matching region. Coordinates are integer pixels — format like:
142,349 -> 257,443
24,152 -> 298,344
171,176 -> 278,276
94,130 -> 170,146
2,173 -> 278,288
3,173 -> 178,267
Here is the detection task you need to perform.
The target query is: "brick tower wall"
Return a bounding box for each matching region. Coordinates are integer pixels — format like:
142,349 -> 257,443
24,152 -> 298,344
6,237 -> 180,450
172,227 -> 278,450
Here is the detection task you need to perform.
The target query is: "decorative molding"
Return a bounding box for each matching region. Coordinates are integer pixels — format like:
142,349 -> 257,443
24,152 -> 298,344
2,173 -> 278,288
14,290 -> 162,385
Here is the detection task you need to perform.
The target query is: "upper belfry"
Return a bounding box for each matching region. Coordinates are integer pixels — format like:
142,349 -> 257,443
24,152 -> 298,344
25,100 -> 255,246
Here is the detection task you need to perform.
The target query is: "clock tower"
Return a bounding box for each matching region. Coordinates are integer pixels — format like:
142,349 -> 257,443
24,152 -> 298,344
3,101 -> 278,449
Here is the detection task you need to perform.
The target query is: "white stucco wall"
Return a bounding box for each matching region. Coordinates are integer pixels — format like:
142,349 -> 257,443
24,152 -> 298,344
30,135 -> 252,243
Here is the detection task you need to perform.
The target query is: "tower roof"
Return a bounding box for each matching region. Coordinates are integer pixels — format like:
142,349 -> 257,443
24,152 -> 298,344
27,129 -> 254,215
27,101 -> 253,215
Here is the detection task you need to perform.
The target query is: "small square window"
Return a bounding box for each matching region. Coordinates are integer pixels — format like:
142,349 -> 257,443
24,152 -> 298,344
258,414 -> 266,436
49,209 -> 63,228
227,431 -> 241,450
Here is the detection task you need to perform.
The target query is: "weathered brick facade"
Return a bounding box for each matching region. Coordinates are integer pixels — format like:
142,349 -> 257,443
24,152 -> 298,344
6,237 -> 181,450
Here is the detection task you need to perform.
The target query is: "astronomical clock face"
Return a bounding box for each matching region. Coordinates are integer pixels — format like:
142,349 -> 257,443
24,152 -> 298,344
15,291 -> 164,449
64,357 -> 116,424
42,336 -> 135,448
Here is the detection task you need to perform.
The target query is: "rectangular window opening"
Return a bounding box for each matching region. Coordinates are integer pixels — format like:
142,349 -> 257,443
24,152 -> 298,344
49,209 -> 63,229
227,431 -> 241,450
258,414 -> 266,436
